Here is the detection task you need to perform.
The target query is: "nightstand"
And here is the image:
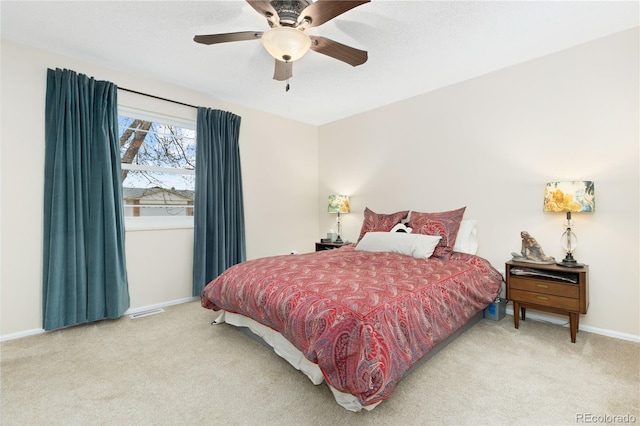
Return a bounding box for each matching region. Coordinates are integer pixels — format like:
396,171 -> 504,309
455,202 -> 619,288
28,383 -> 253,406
315,241 -> 350,251
505,260 -> 589,343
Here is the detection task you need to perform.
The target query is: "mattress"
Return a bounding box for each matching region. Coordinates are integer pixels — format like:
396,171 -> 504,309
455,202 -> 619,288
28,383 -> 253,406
201,246 -> 502,409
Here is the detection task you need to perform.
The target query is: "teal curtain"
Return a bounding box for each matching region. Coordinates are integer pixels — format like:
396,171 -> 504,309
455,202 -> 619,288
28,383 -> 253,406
192,108 -> 245,296
43,68 -> 129,331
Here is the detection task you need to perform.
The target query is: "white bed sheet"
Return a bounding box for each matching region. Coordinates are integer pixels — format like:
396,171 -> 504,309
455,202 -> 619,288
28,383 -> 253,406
214,310 -> 380,412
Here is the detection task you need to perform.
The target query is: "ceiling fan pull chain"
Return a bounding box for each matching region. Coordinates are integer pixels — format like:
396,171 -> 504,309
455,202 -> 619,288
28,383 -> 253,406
285,59 -> 291,92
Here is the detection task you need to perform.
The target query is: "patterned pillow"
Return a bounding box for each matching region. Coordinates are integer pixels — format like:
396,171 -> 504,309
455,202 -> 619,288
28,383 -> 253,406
357,207 -> 409,243
407,207 -> 466,259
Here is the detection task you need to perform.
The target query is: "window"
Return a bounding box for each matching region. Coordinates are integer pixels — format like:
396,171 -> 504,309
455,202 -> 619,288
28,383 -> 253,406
118,107 -> 196,229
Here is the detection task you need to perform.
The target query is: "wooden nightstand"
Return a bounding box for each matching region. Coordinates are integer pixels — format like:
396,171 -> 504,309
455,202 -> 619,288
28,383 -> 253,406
505,260 -> 589,343
315,241 -> 350,251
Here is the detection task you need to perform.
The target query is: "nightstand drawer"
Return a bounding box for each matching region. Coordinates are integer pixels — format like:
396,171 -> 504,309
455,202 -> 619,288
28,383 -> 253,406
509,277 -> 579,299
510,288 -> 580,311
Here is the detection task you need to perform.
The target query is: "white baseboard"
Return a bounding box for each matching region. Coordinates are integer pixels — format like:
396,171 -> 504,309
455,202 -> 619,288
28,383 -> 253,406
123,296 -> 198,316
505,306 -> 640,343
0,327 -> 45,342
0,296 -> 199,342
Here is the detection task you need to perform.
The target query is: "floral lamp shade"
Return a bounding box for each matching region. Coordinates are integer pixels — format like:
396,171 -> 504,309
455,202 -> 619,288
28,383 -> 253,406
543,181 -> 595,213
328,195 -> 350,214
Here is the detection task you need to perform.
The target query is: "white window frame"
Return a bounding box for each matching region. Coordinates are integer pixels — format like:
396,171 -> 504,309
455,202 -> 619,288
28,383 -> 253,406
118,106 -> 196,231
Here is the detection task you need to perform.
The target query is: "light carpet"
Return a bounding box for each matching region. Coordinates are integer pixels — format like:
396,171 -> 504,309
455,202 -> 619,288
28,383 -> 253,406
2,301 -> 638,425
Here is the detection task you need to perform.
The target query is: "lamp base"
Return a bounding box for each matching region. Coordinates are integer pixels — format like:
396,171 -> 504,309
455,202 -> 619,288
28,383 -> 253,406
557,253 -> 584,268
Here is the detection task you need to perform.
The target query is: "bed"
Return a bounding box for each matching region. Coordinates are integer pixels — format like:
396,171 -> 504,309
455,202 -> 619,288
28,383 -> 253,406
200,207 -> 502,411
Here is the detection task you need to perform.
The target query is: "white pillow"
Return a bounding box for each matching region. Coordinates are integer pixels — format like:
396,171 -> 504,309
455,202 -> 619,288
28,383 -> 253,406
355,232 -> 442,259
453,219 -> 478,254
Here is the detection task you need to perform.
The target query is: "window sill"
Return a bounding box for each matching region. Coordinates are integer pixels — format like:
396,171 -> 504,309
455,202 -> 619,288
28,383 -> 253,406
125,217 -> 194,232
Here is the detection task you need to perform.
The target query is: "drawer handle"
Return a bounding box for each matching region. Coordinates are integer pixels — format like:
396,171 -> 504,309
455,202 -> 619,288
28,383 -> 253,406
536,295 -> 549,301
536,283 -> 549,289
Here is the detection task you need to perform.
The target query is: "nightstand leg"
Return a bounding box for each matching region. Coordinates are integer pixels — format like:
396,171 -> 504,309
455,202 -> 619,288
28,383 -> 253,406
569,313 -> 578,343
521,306 -> 526,321
513,302 -> 520,329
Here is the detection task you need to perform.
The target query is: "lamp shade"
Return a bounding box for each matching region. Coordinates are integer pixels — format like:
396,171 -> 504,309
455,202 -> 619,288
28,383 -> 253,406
328,195 -> 350,214
261,27 -> 311,62
543,181 -> 595,213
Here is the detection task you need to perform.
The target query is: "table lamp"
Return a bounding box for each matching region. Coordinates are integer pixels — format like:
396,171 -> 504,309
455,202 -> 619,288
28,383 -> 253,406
328,195 -> 350,243
543,181 -> 595,267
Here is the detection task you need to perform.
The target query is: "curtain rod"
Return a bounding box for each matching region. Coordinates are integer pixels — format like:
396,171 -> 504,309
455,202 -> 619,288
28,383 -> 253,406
118,87 -> 198,109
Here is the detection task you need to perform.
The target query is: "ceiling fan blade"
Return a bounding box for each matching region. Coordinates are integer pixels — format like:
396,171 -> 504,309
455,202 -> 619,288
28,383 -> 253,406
309,36 -> 367,67
297,0 -> 370,28
273,60 -> 293,81
246,0 -> 280,26
194,31 -> 262,45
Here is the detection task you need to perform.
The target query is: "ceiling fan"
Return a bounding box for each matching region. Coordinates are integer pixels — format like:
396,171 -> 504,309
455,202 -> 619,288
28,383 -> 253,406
194,0 -> 370,84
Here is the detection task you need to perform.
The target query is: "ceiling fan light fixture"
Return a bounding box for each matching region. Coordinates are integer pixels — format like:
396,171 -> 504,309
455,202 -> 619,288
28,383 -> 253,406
262,27 -> 311,62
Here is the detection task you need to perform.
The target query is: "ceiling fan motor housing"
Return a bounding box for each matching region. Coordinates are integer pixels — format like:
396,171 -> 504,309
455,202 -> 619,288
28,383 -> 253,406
269,0 -> 312,26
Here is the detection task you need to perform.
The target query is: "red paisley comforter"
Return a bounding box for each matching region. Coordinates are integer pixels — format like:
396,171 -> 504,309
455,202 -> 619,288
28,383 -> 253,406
201,246 -> 501,407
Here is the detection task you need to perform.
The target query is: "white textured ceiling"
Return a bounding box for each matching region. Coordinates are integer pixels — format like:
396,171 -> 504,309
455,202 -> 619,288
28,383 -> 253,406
1,1 -> 638,125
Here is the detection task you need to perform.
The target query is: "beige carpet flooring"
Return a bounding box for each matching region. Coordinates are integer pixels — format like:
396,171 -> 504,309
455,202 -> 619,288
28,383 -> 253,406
1,300 -> 638,426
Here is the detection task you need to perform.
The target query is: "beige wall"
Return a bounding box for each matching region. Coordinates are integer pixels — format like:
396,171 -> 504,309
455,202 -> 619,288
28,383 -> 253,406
0,40 -> 319,337
319,28 -> 639,339
2,28 -> 638,340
